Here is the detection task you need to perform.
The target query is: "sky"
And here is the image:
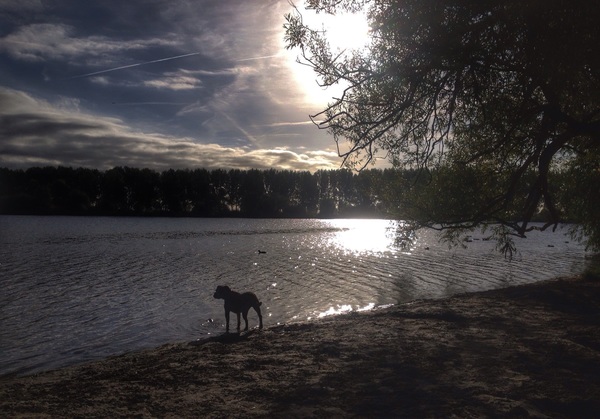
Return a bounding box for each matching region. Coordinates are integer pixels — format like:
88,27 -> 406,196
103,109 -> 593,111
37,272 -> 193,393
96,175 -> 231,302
0,0 -> 372,172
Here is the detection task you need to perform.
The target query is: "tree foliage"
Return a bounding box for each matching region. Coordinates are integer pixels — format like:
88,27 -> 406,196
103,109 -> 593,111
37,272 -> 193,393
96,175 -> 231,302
0,166 -> 399,219
285,0 -> 600,251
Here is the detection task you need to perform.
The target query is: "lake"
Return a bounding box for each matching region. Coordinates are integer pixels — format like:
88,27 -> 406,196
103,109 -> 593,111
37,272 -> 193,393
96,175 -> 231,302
0,215 -> 592,376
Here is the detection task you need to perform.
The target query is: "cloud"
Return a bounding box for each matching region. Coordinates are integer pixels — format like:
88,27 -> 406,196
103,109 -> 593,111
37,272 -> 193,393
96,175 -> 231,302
0,23 -> 177,63
143,70 -> 203,90
0,1 -> 349,172
259,148 -> 339,170
0,87 -> 339,172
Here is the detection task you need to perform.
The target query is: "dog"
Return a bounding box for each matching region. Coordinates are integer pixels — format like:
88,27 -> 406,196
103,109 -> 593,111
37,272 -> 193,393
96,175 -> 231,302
213,285 -> 263,332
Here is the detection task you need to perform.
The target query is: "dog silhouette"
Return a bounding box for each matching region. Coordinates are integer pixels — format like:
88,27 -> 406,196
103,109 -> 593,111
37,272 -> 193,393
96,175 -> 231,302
213,285 -> 263,332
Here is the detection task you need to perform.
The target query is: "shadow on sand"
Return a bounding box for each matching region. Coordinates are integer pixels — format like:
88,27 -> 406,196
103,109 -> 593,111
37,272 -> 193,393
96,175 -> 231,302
189,329 -> 260,346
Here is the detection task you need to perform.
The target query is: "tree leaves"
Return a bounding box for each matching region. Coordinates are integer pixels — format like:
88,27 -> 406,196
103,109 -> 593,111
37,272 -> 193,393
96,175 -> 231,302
284,0 -> 600,251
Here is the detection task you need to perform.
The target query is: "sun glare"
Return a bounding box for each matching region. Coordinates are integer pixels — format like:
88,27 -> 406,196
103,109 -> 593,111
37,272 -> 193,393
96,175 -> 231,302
285,3 -> 371,106
328,219 -> 396,254
306,8 -> 371,53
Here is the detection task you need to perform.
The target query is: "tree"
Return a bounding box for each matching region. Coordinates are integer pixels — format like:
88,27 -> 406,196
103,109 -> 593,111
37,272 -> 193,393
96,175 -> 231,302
556,149 -> 600,250
285,0 -> 600,251
99,167 -> 129,214
125,167 -> 160,214
160,169 -> 193,215
240,169 -> 267,217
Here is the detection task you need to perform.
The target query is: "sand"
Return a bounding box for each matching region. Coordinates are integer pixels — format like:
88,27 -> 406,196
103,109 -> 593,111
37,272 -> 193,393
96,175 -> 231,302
1,276 -> 600,418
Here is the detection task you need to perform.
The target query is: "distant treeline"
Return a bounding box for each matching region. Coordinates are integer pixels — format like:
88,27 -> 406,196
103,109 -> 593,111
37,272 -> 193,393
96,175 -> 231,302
0,166 -> 407,218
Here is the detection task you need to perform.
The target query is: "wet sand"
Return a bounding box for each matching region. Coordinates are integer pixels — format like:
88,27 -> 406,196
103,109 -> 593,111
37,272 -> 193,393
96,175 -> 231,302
2,276 -> 600,418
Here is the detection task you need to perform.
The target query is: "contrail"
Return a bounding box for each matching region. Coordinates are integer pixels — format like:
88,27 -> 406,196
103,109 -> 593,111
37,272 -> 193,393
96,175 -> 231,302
266,121 -> 315,127
214,105 -> 259,146
236,53 -> 282,62
66,52 -> 282,80
112,101 -> 192,106
66,51 -> 204,79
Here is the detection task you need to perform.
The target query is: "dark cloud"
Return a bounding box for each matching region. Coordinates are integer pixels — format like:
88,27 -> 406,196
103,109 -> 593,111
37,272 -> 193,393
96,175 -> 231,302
0,87 -> 338,171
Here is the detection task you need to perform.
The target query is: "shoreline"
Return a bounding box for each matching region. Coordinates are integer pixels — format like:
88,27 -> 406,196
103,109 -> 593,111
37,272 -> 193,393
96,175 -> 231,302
2,276 -> 600,418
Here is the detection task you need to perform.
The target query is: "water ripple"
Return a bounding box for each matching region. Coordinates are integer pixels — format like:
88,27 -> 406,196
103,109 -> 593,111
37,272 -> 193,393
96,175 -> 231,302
0,216 -> 591,376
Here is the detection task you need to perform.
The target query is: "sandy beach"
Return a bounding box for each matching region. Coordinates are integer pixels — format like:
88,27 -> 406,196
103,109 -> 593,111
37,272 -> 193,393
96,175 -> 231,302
1,275 -> 600,418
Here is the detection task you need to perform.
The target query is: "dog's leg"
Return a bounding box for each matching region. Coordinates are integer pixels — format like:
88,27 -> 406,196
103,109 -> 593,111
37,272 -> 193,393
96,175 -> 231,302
255,305 -> 263,329
242,310 -> 249,331
225,309 -> 230,332
236,313 -> 241,331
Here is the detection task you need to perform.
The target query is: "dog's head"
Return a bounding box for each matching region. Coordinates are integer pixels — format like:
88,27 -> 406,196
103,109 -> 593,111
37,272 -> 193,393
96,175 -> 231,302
213,285 -> 232,300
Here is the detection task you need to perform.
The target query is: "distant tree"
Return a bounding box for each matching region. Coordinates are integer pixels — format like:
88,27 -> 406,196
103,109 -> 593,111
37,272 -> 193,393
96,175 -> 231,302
263,169 -> 294,216
285,0 -> 600,251
298,171 -> 319,217
316,170 -> 336,217
72,167 -> 101,211
224,169 -> 244,213
99,167 -> 129,214
353,169 -> 384,216
555,149 -> 600,250
0,168 -> 34,213
240,169 -> 267,217
187,168 -> 212,216
125,167 -> 160,214
336,169 -> 357,215
160,169 -> 194,215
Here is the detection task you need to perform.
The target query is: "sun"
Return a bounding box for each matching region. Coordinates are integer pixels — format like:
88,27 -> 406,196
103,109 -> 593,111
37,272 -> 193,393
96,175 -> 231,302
284,2 -> 371,107
305,7 -> 371,53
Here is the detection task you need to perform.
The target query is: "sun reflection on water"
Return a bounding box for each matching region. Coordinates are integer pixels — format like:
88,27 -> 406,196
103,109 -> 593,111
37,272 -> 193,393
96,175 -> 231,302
326,219 -> 404,254
311,302 -> 378,320
304,219 -> 410,321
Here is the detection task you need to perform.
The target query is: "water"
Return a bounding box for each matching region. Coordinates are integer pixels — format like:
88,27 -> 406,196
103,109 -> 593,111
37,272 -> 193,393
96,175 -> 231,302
0,215 -> 591,377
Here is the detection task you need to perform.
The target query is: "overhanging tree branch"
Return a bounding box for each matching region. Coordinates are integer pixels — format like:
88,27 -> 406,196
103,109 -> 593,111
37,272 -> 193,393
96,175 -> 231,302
285,0 -> 600,252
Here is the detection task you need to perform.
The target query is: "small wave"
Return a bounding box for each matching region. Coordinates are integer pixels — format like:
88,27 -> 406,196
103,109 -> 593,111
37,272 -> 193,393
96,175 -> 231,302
1,217 -> 589,377
38,226 -> 348,244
